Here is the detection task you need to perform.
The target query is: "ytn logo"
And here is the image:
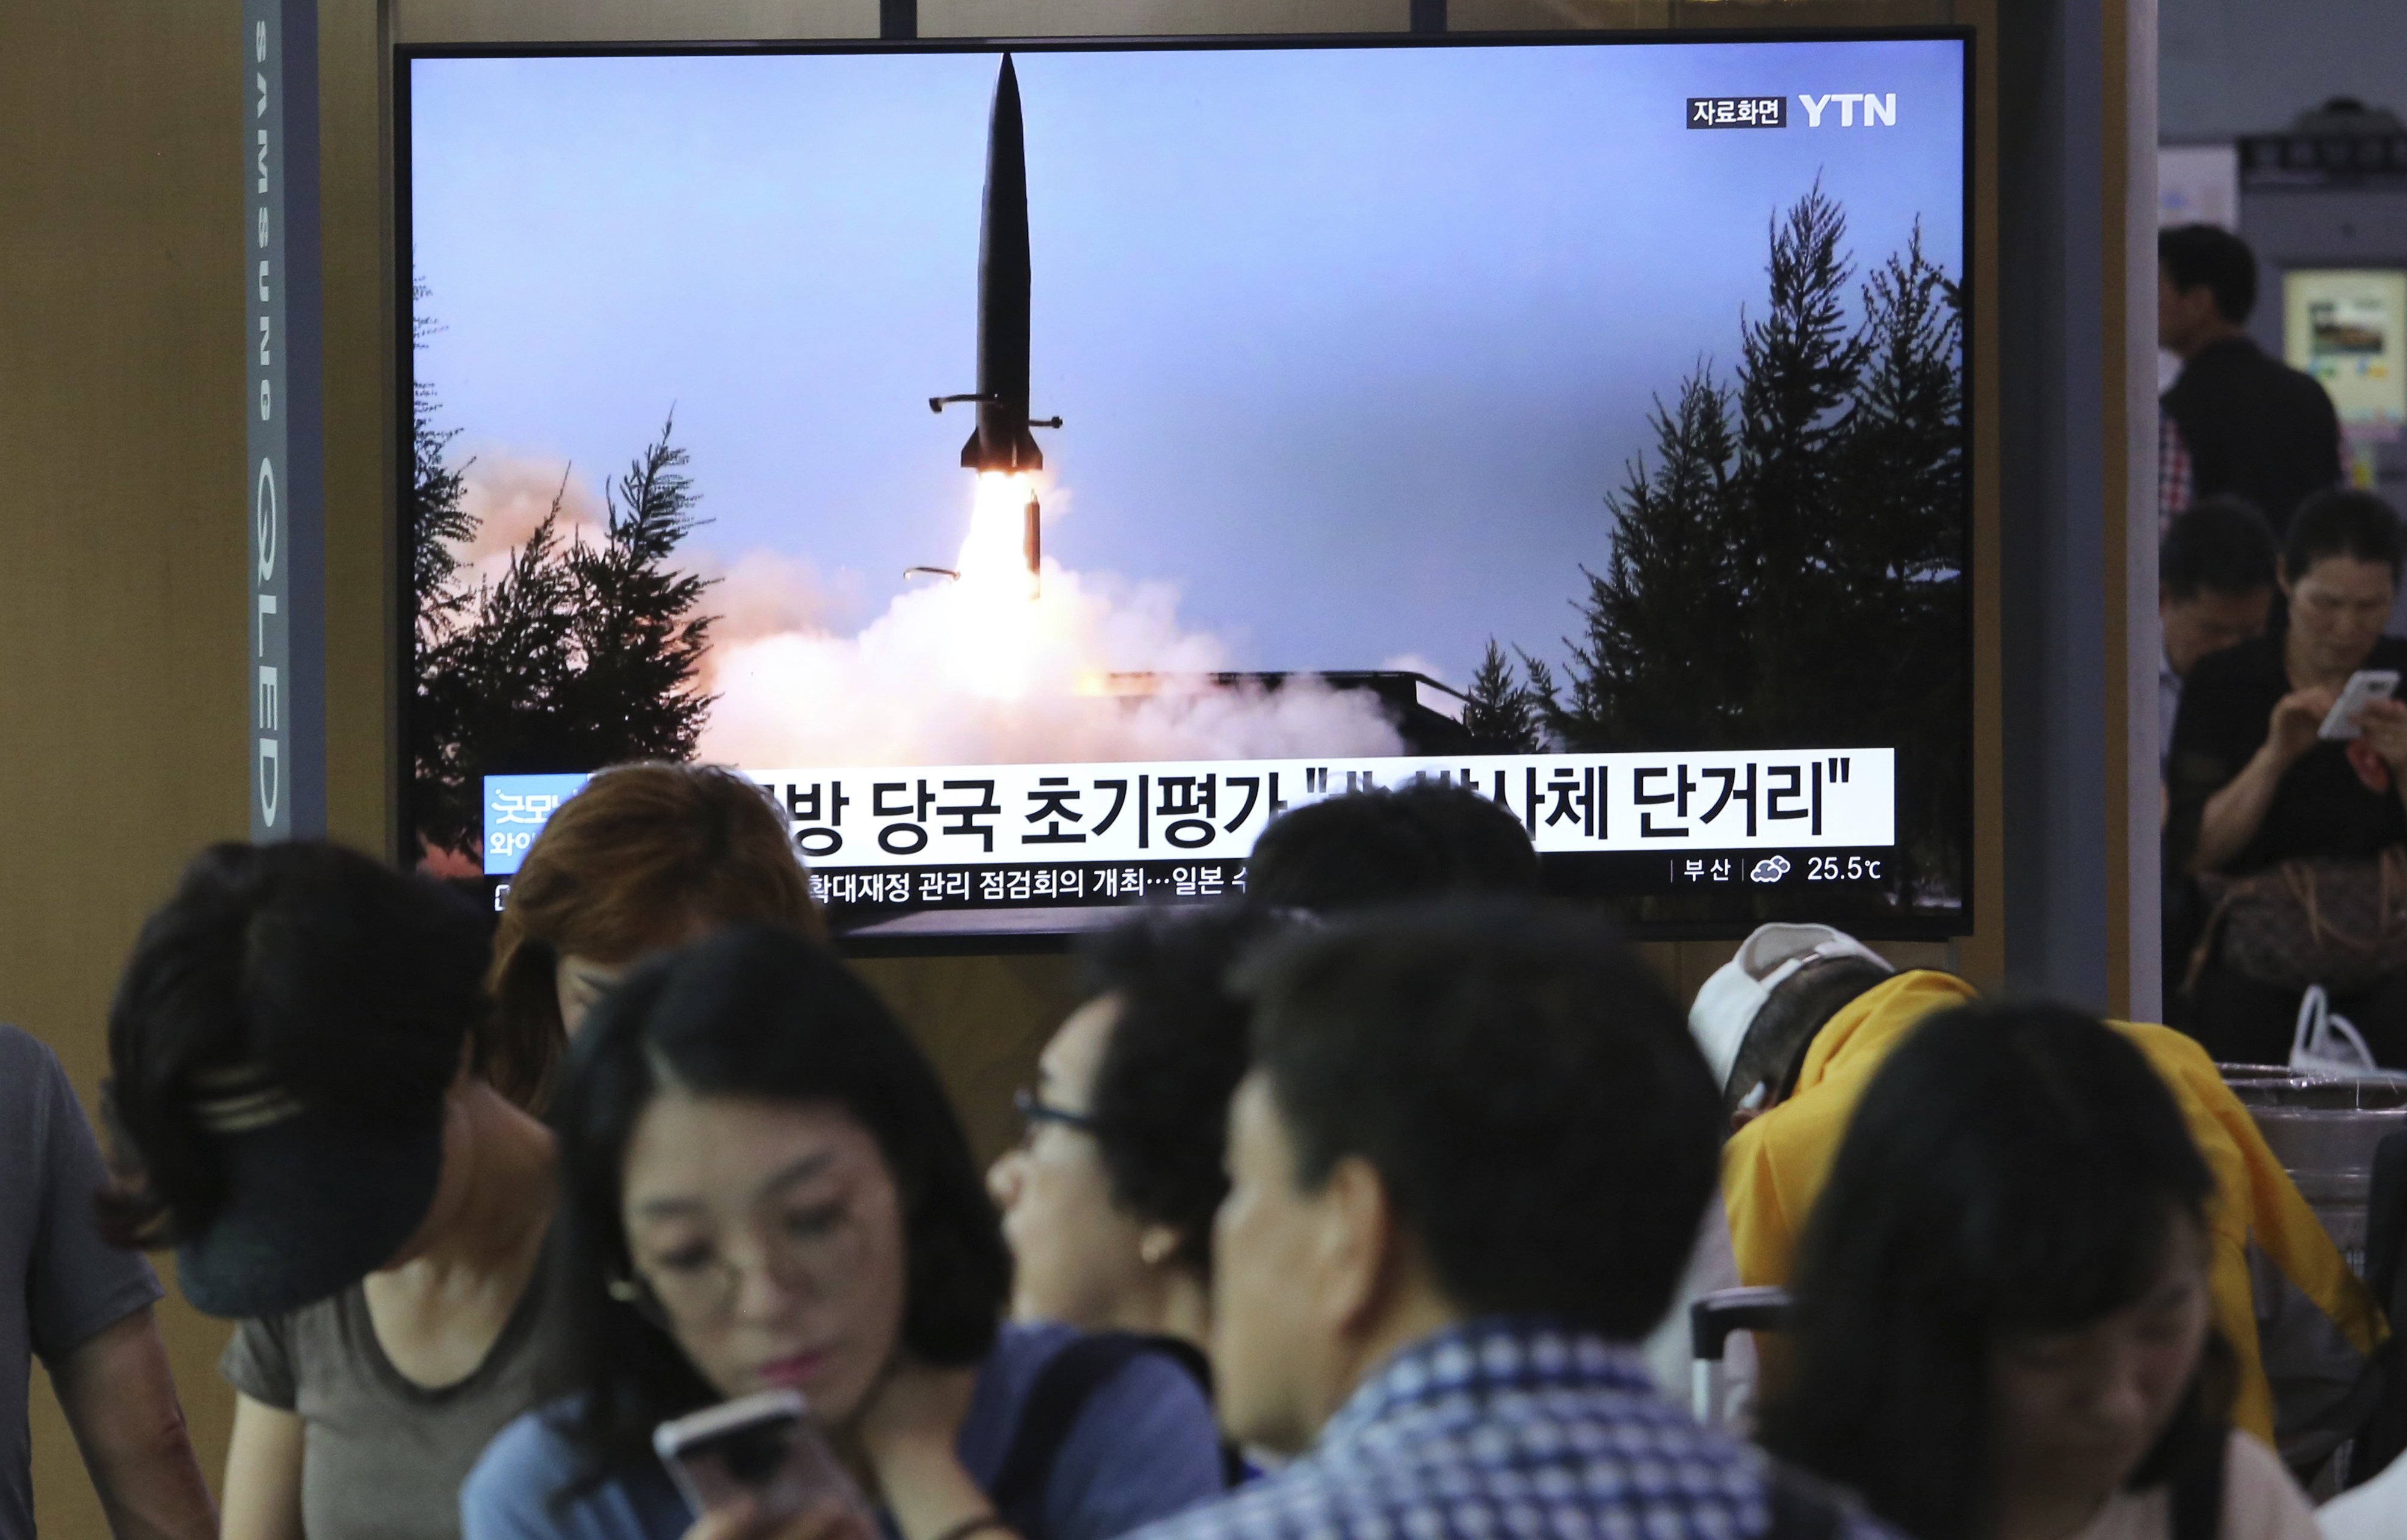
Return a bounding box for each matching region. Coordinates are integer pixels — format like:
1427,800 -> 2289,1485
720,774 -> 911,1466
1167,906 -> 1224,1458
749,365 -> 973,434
1800,93 -> 1897,128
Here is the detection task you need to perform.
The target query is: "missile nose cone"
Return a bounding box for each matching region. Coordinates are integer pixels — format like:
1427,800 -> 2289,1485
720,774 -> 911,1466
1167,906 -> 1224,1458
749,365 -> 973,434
965,51 -> 1039,474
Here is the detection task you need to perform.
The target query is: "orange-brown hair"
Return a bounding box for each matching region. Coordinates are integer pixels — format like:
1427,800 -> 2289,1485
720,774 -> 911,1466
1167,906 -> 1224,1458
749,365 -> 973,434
486,762 -> 824,1107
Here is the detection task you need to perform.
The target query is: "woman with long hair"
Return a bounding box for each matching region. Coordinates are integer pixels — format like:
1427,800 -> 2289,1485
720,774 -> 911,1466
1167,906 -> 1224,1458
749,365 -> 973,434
463,925 -> 1223,1540
1758,1001 -> 2319,1540
486,762 -> 825,1108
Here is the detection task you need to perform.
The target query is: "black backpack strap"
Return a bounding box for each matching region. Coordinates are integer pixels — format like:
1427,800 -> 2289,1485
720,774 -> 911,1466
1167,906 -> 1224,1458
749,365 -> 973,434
2169,1425 -> 2228,1540
1134,1334 -> 1214,1397
988,1333 -> 1158,1540
1760,1462 -> 1843,1540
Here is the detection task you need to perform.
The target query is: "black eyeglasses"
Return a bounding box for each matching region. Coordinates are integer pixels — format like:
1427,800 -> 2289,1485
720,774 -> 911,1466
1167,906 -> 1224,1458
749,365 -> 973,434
1014,1086 -> 1100,1140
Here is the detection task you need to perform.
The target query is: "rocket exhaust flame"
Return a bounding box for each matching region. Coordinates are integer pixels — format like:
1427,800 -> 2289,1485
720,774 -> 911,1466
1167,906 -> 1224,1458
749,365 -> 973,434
959,471 -> 1042,604
1024,484 -> 1042,599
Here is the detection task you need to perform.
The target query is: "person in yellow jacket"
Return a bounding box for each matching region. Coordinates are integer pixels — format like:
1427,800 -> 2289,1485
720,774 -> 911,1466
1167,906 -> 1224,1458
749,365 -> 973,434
1693,925 -> 2388,1464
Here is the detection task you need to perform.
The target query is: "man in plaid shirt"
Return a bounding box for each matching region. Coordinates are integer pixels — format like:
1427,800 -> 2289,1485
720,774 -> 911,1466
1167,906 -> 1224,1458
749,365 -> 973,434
1123,900 -> 1899,1540
2160,413 -> 2195,536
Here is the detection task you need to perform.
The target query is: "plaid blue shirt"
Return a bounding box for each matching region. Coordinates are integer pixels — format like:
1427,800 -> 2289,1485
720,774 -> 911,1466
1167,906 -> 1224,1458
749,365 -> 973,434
1125,1317 -> 1900,1540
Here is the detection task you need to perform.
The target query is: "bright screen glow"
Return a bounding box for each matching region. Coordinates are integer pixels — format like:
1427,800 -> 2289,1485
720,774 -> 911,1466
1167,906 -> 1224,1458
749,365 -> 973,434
2285,268 -> 2407,434
404,35 -> 1971,936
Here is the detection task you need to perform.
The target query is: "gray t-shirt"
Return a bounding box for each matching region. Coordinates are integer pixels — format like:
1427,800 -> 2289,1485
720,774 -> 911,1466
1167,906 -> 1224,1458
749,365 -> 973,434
1,1024 -> 165,1540
221,1263 -> 548,1540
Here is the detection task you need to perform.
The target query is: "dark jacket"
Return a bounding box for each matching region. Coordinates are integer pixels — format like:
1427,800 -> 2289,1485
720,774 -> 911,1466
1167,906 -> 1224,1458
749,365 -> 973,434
2163,335 -> 2343,531
2166,632 -> 2407,876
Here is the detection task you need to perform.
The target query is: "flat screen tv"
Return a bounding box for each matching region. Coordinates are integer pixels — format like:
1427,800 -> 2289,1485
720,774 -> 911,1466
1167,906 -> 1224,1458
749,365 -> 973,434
398,29 -> 1973,941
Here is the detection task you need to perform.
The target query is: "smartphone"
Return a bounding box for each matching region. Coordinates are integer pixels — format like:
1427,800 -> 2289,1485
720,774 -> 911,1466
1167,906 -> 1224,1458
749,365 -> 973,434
652,1389 -> 870,1525
2319,669 -> 2401,740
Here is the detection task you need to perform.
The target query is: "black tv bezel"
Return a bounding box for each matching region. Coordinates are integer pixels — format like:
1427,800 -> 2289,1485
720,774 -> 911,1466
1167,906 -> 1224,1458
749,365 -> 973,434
392,24 -> 1979,955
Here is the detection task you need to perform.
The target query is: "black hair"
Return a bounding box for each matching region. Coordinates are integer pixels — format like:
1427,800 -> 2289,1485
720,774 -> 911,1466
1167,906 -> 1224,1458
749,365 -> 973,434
1388,782 -> 1544,895
2160,495 -> 2279,602
2284,487 -> 2404,584
1078,906 -> 1288,1279
2158,224 -> 2258,324
1758,1003 -> 2228,1540
1244,782 -> 1539,915
540,924 -> 1009,1500
100,841 -> 490,1246
1722,957 -> 1894,1115
1235,897 -> 1718,1338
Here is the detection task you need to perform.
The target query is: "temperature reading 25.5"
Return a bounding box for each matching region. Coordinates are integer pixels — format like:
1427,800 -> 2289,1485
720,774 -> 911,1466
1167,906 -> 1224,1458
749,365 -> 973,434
1807,855 -> 1883,881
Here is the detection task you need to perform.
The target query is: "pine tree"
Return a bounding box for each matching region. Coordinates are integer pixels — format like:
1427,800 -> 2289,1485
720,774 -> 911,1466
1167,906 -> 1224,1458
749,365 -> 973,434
1463,638 -> 1546,752
1732,181 -> 1868,741
557,415 -> 717,765
1835,224 -> 1964,601
405,392 -> 720,864
414,487 -> 579,859
408,278 -> 475,651
1556,371 -> 1746,750
1522,184 -> 1965,909
407,279 -> 486,861
1829,224 -> 1967,879
1515,651 -> 1565,749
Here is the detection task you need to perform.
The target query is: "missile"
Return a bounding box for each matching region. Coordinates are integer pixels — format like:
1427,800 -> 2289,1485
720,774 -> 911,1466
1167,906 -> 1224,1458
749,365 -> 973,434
930,54 -> 1059,476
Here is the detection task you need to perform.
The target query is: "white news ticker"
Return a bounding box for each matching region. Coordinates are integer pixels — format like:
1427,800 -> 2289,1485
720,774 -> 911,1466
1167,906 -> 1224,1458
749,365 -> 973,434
483,749 -> 1895,876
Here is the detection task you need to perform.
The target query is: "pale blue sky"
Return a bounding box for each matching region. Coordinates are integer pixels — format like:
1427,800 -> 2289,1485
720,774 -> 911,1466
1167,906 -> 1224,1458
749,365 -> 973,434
409,37 -> 1964,683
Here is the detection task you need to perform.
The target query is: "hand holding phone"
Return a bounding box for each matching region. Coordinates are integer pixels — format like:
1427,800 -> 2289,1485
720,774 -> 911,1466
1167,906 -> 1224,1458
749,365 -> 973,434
683,1493 -> 871,1540
655,1390 -> 874,1532
2319,670 -> 2401,740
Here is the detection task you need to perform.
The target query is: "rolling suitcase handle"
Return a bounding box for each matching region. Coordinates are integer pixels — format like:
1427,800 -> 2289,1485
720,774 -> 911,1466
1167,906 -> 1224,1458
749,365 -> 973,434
1690,1285 -> 1793,1425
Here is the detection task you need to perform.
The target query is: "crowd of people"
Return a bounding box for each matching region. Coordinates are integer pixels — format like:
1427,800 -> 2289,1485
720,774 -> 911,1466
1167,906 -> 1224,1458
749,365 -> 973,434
2,759 -> 2404,1540
5,217 -> 2403,1540
2155,223 -> 2407,1068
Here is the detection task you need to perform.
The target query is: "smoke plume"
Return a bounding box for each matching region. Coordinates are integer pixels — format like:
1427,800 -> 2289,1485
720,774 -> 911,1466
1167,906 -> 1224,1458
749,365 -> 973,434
699,561 -> 1404,767
452,454 -> 1404,769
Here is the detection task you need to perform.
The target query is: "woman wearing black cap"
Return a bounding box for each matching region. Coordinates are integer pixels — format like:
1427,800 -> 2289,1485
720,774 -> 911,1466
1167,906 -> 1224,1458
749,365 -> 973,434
101,841 -> 559,1540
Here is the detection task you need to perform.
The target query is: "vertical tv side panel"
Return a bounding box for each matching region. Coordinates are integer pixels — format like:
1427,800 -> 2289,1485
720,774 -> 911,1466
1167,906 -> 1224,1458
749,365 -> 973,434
246,0 -> 327,842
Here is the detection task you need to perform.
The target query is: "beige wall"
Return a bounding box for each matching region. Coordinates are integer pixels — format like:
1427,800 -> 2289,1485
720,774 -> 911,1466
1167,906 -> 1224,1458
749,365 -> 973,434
4,1 -> 249,1534
6,3 -> 2008,1537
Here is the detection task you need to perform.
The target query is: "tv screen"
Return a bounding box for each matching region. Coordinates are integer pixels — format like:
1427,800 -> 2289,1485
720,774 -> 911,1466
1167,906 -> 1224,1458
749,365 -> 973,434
400,31 -> 1971,940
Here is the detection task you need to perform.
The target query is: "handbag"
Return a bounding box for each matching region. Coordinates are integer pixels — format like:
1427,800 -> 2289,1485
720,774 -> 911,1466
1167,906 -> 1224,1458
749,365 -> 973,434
2184,846 -> 2407,997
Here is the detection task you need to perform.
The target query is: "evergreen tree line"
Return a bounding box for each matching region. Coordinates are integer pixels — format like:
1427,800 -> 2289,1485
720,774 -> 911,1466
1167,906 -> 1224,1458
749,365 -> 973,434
1462,184 -> 1967,898
410,282 -> 717,864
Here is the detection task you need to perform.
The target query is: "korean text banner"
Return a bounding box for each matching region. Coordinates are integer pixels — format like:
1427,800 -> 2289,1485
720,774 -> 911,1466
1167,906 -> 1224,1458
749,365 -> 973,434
484,749 -> 1894,877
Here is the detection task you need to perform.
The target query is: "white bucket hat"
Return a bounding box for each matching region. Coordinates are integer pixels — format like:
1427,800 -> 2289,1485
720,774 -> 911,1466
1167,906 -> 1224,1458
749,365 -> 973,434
1688,923 -> 1894,1094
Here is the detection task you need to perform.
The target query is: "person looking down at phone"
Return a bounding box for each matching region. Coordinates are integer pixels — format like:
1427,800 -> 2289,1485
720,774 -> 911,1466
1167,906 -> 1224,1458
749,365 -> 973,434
2157,497 -> 2279,781
462,926 -> 1225,1540
1759,1002 -> 2322,1540
1699,926 -> 2387,1469
100,842 -> 560,1540
2168,489 -> 2407,1065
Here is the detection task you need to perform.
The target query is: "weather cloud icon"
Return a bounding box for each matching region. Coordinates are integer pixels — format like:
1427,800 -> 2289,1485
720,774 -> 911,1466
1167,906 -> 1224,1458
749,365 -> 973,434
1749,856 -> 1793,883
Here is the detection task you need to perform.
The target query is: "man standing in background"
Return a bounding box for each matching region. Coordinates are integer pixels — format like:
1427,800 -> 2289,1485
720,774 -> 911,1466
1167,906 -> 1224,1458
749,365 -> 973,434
2160,223 -> 2343,534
